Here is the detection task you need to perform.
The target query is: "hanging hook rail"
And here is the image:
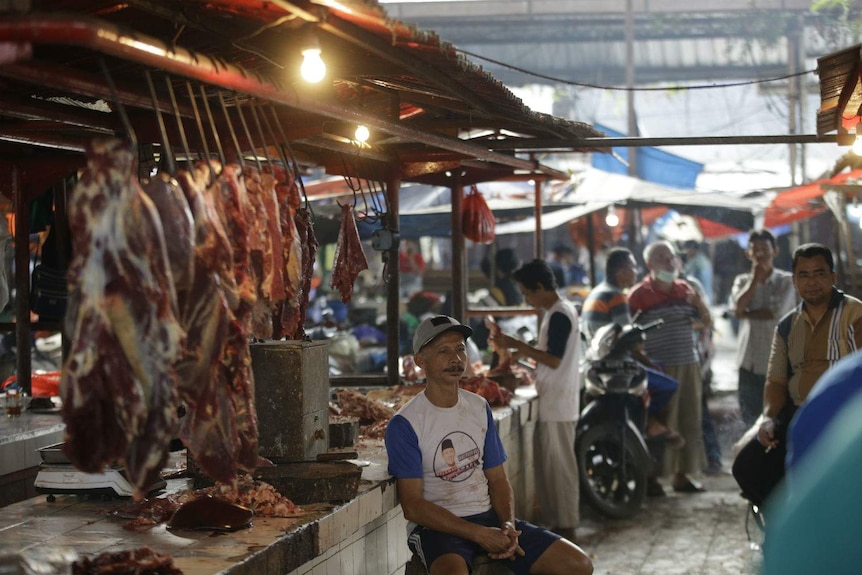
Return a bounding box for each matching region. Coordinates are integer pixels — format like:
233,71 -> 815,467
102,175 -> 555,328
248,101 -> 275,174
259,102 -> 291,174
164,75 -> 194,173
199,85 -> 226,166
217,91 -> 245,171
98,56 -> 136,150
185,81 -> 217,185
234,98 -> 263,174
144,70 -> 175,176
267,105 -> 312,214
0,16 -> 542,173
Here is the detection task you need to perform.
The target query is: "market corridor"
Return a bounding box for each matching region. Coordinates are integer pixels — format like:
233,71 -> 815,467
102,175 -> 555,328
576,311 -> 763,575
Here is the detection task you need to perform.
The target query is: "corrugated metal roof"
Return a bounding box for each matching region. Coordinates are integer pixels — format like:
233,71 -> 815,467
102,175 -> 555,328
817,44 -> 862,136
0,0 -> 603,188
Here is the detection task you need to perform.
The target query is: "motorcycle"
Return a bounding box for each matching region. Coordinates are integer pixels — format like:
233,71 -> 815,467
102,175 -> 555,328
575,318 -> 664,519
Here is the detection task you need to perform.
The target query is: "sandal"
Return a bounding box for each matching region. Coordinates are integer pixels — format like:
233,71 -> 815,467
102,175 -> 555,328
647,429 -> 686,450
672,478 -> 706,493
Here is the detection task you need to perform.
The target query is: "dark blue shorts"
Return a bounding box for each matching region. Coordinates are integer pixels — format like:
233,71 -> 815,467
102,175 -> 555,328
407,509 -> 560,574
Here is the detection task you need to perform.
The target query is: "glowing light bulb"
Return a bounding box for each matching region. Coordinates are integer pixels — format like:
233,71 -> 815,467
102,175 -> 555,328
354,125 -> 370,142
605,205 -> 619,227
301,48 -> 326,83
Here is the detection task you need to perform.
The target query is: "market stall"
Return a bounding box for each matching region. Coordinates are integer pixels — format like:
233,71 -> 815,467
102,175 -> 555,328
0,2 -> 603,573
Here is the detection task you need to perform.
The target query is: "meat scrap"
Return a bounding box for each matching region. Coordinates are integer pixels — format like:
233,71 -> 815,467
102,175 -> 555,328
484,315 -> 513,372
111,476 -> 300,533
182,475 -> 302,518
61,137 -> 185,500
330,204 -> 368,303
459,376 -> 513,407
335,388 -> 394,424
112,495 -> 181,531
72,547 -> 182,575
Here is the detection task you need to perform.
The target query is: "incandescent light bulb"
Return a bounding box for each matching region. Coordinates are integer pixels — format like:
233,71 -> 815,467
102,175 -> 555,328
301,48 -> 326,83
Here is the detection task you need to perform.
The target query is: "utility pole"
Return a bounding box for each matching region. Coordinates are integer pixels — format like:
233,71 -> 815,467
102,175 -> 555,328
788,17 -> 799,186
625,0 -> 642,257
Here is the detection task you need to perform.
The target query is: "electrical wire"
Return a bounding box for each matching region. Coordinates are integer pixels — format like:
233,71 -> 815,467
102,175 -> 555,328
455,47 -> 817,92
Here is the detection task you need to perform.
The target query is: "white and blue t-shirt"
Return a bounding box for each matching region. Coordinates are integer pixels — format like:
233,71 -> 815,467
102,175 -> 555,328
385,388 -> 507,526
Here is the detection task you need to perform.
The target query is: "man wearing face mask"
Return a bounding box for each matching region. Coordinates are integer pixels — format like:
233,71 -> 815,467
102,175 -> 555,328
628,240 -> 713,494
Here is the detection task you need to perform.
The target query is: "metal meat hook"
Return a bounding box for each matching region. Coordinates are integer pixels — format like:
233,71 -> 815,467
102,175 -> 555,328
143,70 -> 176,176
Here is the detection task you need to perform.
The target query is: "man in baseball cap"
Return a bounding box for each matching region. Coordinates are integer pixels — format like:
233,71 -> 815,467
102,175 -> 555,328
412,314 -> 473,355
386,313 -> 592,575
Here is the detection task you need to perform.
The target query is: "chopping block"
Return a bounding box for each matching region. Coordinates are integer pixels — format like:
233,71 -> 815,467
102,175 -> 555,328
250,340 -> 330,462
252,460 -> 361,505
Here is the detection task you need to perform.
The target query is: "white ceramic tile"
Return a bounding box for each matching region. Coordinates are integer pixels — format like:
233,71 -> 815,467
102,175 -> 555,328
350,537 -> 367,575
311,559 -> 328,575
364,526 -> 379,575
340,540 -> 355,575
317,510 -> 336,552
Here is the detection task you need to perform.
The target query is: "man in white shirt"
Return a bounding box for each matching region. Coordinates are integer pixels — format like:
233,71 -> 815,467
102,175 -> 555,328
493,260 -> 581,541
730,229 -> 796,428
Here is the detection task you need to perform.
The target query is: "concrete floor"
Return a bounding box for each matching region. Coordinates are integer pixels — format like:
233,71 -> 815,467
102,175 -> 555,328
576,311 -> 765,575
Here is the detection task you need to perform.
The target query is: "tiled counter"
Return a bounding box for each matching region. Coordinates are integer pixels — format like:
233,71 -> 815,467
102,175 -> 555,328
0,388 -> 538,575
0,405 -> 65,507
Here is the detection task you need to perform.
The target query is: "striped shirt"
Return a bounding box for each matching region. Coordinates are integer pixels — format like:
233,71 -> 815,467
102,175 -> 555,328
581,281 -> 631,342
627,277 -> 699,366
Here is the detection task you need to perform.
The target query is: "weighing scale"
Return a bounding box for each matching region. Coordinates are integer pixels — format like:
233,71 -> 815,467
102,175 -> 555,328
34,443 -> 166,500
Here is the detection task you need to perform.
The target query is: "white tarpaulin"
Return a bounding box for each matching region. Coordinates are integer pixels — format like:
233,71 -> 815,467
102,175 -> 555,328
495,169 -> 772,236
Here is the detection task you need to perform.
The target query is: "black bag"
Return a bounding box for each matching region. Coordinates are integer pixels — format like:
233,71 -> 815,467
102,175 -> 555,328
30,263 -> 67,321
30,221 -> 70,321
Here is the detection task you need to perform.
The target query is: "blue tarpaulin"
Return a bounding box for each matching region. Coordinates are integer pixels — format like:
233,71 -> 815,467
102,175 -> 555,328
591,123 -> 704,190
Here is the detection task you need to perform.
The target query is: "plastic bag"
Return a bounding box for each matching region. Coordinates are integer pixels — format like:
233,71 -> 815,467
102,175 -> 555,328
462,185 -> 495,244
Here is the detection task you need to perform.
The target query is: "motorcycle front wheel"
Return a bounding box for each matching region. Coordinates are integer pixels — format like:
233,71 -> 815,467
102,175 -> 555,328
576,422 -> 649,519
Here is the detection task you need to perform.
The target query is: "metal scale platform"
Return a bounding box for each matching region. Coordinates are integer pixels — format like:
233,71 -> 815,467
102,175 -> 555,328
34,443 -> 166,500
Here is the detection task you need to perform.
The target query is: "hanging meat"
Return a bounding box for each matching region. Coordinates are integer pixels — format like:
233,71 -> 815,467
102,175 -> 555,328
291,206 -> 319,340
242,165 -> 274,339
61,137 -> 185,499
273,166 -> 303,339
220,164 -> 257,312
330,203 -> 368,303
173,169 -> 233,484
174,161 -> 261,485
141,173 -> 194,309
212,164 -> 261,474
190,160 -> 239,310
259,167 -> 286,310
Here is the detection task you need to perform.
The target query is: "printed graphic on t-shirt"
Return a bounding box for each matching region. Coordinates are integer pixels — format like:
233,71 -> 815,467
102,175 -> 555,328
434,431 -> 481,482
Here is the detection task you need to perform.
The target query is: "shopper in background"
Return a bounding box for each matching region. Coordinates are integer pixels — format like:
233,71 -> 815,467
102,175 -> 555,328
628,240 -> 712,494
492,260 -> 581,541
548,243 -> 588,289
399,239 -> 426,299
682,240 -> 713,304
730,229 -> 797,429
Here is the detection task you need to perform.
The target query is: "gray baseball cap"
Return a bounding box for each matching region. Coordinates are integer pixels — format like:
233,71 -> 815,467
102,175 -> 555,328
413,315 -> 473,354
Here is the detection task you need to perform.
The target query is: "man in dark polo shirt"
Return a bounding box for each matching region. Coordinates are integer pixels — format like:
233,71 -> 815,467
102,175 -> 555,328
732,243 -> 862,512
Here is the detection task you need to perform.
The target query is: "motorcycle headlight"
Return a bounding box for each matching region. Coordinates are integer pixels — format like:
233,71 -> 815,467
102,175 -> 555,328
585,378 -> 606,396
628,378 -> 648,396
